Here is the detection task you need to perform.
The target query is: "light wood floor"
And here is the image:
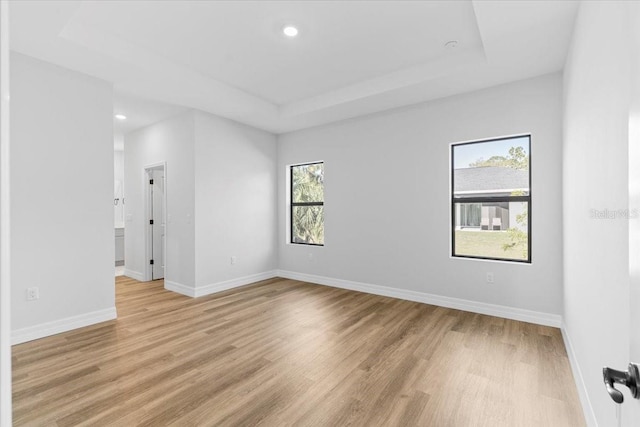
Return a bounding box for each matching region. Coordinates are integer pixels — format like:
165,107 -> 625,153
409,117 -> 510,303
13,276 -> 585,426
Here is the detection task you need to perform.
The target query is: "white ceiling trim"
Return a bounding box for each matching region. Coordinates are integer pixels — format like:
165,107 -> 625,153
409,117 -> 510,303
281,48 -> 487,118
58,12 -> 491,132
8,0 -> 579,134
58,18 -> 281,130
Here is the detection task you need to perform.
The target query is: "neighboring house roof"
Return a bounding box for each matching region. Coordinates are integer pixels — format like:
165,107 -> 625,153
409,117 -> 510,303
454,167 -> 529,194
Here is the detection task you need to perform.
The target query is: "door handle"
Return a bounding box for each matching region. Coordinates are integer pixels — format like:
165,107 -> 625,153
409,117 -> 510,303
603,363 -> 640,403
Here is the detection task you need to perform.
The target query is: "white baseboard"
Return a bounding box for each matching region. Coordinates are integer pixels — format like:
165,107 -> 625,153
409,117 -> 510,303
164,280 -> 195,297
276,270 -> 562,328
123,268 -> 144,281
165,271 -> 278,298
561,324 -> 598,427
12,307 -> 117,345
194,271 -> 277,298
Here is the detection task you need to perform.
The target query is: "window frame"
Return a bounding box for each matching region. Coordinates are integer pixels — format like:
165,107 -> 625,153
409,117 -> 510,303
450,135 -> 532,263
290,161 -> 325,246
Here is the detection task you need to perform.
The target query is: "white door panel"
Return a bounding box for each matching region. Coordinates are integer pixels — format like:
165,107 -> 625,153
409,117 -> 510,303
151,168 -> 165,280
626,4 -> 640,424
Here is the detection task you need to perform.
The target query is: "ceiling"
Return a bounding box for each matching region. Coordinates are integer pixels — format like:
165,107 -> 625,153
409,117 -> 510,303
112,92 -> 187,148
9,0 -> 579,135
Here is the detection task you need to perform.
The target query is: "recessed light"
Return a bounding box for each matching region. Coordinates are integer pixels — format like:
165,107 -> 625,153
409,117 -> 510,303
115,114 -> 127,120
283,26 -> 299,37
445,40 -> 458,49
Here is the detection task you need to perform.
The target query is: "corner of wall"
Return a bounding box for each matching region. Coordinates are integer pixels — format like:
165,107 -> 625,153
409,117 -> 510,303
164,280 -> 196,298
561,323 -> 598,427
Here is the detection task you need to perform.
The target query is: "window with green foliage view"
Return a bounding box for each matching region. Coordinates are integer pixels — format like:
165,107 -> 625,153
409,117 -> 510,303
291,162 -> 324,245
451,136 -> 531,263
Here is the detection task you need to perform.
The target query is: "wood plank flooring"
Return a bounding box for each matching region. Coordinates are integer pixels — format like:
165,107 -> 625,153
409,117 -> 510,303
13,276 -> 586,426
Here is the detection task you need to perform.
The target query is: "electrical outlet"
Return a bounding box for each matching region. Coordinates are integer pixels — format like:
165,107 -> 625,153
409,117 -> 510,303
26,287 -> 39,301
486,272 -> 494,284
308,253 -> 313,262
230,256 -> 237,265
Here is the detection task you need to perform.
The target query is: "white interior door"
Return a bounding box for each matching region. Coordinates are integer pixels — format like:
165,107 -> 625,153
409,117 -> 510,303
624,121 -> 640,426
151,168 -> 165,280
626,6 -> 640,424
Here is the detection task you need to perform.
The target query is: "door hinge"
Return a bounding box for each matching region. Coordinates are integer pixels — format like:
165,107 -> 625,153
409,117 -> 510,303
150,179 -> 154,185
150,219 -> 154,225
150,259 -> 154,265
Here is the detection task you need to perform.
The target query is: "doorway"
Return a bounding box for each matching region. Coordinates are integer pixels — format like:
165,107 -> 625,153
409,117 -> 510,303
145,163 -> 166,281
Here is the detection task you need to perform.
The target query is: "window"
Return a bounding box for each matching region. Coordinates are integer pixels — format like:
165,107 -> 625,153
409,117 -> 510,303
290,162 -> 324,245
451,135 -> 531,263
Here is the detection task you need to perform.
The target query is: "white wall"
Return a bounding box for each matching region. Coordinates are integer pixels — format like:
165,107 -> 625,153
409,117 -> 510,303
278,73 -> 564,317
124,111 -> 196,285
125,110 -> 278,294
10,53 -> 115,340
194,111 -> 277,291
563,2 -> 637,425
0,2 -> 11,423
